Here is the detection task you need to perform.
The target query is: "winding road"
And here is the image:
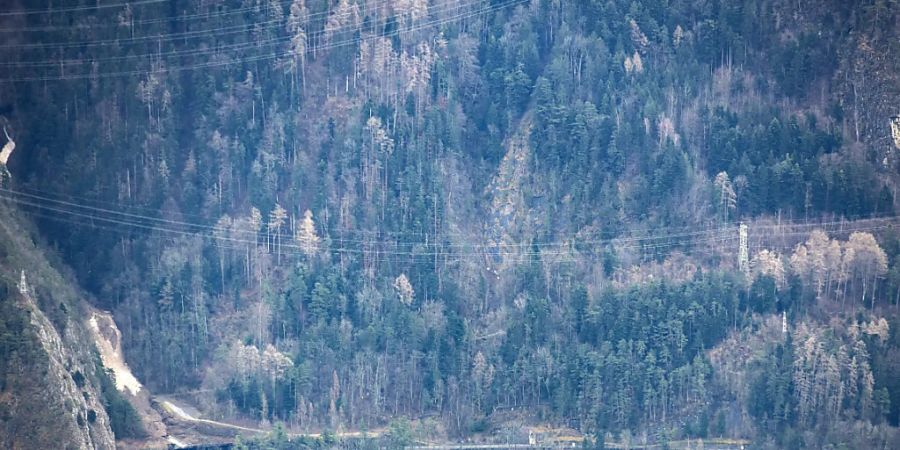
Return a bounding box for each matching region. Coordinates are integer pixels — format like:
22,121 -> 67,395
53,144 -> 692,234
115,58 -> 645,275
158,397 -> 749,450
157,397 -> 383,447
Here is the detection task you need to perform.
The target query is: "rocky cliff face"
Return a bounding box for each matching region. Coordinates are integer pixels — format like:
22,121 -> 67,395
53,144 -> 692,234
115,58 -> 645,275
87,309 -> 168,449
0,203 -> 116,449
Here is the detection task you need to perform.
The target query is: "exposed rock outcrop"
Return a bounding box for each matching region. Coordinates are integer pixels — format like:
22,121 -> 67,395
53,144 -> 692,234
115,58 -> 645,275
0,203 -> 116,449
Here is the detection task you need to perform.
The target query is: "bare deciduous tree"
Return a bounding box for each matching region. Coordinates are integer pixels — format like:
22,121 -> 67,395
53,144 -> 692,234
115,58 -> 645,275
296,209 -> 320,256
394,273 -> 415,306
286,0 -> 309,96
752,249 -> 786,288
845,231 -> 888,308
713,171 -> 736,222
269,203 -> 288,259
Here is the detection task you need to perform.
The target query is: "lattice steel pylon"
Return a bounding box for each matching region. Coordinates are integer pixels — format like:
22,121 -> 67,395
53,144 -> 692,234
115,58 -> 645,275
739,222 -> 749,275
17,270 -> 28,296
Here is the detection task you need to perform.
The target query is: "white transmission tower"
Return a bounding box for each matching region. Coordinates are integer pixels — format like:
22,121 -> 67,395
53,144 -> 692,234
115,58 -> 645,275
738,222 -> 749,275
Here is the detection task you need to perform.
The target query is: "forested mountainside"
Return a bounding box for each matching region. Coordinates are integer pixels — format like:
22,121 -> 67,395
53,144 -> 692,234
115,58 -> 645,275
1,0 -> 900,448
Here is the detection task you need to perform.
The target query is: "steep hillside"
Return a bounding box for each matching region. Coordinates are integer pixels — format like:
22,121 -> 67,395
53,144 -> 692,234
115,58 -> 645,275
0,202 -> 130,449
0,0 -> 898,448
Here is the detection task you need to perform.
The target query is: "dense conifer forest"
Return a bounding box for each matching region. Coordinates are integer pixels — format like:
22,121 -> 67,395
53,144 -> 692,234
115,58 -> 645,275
1,0 -> 900,448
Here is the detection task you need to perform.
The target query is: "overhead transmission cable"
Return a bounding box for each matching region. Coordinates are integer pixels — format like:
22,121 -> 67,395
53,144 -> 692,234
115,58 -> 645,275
0,0 -> 363,32
9,184 -> 872,251
1,188 -> 896,263
3,201 -> 743,263
0,186 -> 746,251
2,0 -> 487,67
7,182 -> 734,240
0,0 -> 528,81
0,189 -> 744,255
0,0 -> 454,55
1,0 -> 522,81
0,0 -> 171,17
1,185 -> 897,249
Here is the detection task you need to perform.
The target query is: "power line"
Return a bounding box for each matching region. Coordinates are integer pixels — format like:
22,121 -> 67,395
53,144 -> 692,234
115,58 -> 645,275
0,188 -> 730,253
0,0 -> 347,32
0,0 -> 484,67
11,179 -> 727,241
0,0 -> 417,54
2,185 -> 898,251
0,0 -> 466,39
0,0 -> 171,17
0,186 -> 795,251
0,190 -> 733,255
15,180 -> 898,241
0,0 -> 526,81
2,188 -> 897,264
0,0 -> 527,73
6,181 -> 727,241
0,15 -> 285,51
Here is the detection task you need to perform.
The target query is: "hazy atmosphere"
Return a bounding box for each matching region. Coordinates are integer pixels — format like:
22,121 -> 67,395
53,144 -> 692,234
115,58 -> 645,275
0,1 -> 899,449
